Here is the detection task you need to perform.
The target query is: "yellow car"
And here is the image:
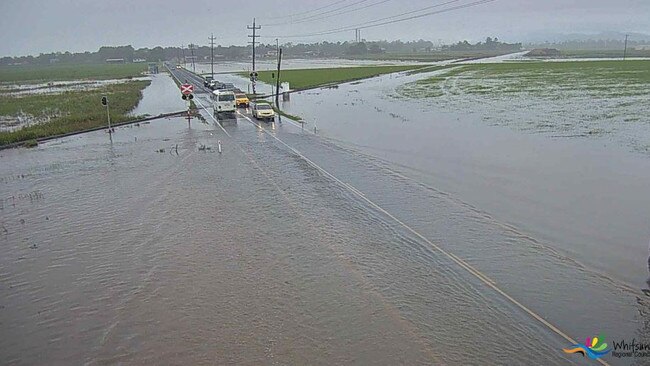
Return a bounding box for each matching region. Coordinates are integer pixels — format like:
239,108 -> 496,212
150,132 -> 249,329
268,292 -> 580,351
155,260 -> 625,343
235,93 -> 250,108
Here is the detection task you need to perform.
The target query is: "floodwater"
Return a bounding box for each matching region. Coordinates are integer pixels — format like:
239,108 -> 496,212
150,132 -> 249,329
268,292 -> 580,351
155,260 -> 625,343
192,58 -> 421,75
0,111 -> 602,365
129,73 -> 187,117
1,64 -> 649,365
280,68 -> 650,289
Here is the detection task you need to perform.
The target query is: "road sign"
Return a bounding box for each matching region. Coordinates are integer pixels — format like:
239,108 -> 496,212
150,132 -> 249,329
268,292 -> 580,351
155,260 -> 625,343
181,84 -> 193,95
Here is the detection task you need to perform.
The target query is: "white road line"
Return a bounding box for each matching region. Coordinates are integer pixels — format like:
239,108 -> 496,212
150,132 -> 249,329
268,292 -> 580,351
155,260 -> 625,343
236,111 -> 609,366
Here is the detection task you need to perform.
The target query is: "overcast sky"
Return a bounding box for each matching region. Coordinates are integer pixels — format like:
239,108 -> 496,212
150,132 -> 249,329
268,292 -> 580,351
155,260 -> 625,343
1,0 -> 649,56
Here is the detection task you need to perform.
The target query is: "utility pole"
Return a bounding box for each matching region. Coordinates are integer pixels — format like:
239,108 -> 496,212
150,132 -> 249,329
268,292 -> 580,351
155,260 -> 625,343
181,45 -> 185,68
623,34 -> 629,60
275,48 -> 282,109
209,33 -> 216,79
189,43 -> 196,72
247,18 -> 261,74
247,18 -> 261,94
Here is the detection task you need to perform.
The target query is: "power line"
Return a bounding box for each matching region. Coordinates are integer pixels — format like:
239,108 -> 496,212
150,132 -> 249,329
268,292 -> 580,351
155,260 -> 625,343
332,0 -> 462,30
263,0 -> 392,27
264,0 -> 496,39
266,0 -> 463,37
261,0 -> 371,26
262,0 -> 349,21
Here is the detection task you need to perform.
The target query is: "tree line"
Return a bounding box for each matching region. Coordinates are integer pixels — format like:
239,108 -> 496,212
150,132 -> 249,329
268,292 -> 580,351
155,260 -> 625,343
1,38 -> 522,66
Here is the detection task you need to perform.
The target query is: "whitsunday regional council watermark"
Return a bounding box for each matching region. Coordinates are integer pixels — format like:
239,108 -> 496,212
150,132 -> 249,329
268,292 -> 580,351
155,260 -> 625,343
563,334 -> 650,361
611,339 -> 650,359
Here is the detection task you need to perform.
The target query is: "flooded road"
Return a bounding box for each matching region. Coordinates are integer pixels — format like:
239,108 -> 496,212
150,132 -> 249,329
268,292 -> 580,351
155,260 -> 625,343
1,65 -> 649,365
130,73 -> 187,117
1,112 -> 600,365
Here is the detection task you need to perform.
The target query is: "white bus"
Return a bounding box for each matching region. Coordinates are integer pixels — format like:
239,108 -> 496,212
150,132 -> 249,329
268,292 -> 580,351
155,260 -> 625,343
212,90 -> 237,118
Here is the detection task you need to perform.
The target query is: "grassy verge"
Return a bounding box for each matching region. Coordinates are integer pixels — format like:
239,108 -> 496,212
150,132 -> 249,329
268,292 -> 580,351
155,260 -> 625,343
0,63 -> 148,83
0,80 -> 150,145
272,106 -> 302,122
240,65 -> 421,90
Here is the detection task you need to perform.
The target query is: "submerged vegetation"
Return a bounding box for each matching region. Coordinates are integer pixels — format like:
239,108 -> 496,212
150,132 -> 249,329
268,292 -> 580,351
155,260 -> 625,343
242,65 -> 422,90
397,60 -> 650,153
0,63 -> 147,83
0,80 -> 150,145
398,60 -> 650,98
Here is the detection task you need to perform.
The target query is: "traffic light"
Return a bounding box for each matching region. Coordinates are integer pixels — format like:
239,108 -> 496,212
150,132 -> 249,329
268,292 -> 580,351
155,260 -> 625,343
101,96 -> 108,106
181,94 -> 194,100
182,94 -> 187,100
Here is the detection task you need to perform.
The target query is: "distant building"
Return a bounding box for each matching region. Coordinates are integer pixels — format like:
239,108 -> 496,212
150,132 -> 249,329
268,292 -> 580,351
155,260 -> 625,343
525,48 -> 561,57
634,45 -> 650,50
133,58 -> 146,63
105,58 -> 125,63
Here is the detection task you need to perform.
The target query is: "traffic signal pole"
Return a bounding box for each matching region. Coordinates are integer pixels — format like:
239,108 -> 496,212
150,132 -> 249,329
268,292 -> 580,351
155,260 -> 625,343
106,103 -> 111,133
102,96 -> 112,133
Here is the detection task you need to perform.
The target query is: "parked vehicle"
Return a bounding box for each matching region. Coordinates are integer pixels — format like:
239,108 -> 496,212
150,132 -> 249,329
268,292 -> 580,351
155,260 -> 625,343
235,93 -> 250,108
213,90 -> 237,117
222,83 -> 236,91
251,102 -> 275,121
203,76 -> 213,87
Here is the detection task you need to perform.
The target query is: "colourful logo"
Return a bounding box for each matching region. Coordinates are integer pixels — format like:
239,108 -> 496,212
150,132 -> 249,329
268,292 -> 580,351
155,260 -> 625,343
564,334 -> 611,360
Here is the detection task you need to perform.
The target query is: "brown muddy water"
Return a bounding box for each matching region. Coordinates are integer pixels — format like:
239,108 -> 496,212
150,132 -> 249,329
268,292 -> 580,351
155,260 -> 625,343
1,65 -> 649,365
0,111 -> 598,366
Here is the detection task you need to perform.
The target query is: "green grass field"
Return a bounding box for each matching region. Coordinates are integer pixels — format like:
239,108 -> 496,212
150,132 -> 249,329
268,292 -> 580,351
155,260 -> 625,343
0,63 -> 148,83
0,80 -> 150,146
560,49 -> 650,58
241,65 -> 422,90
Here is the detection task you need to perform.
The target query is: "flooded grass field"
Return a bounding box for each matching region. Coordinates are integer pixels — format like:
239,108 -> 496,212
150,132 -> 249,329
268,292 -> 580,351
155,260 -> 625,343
0,63 -> 148,83
396,60 -> 650,153
0,64 -> 163,144
0,80 -> 150,143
